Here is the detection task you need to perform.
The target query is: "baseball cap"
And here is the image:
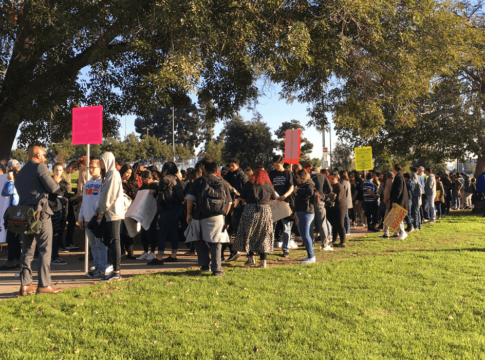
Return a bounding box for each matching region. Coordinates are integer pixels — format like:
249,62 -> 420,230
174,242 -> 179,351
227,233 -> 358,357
7,159 -> 20,168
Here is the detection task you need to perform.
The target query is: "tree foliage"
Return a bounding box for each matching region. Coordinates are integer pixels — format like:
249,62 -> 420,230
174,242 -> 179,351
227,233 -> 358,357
222,115 -> 277,169
332,142 -> 353,171
10,149 -> 28,163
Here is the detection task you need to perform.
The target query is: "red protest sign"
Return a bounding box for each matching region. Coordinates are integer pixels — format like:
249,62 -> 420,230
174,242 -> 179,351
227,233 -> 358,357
72,106 -> 103,145
284,129 -> 301,165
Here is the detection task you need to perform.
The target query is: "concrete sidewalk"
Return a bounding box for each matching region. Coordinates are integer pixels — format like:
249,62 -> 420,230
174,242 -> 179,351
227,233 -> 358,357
0,225 -> 372,300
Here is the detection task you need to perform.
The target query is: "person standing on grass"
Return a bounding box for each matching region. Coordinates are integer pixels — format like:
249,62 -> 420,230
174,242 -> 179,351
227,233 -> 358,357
411,172 -> 422,231
328,171 -> 348,248
234,169 -> 277,268
441,172 -> 452,215
308,165 -> 332,250
379,172 -> 394,239
15,146 -> 62,295
435,174 -> 445,220
390,164 -> 409,240
417,166 -> 428,221
96,152 -> 125,282
425,168 -> 437,223
363,172 -> 380,232
294,169 -> 316,264
119,164 -> 136,260
62,161 -> 78,251
186,161 -> 232,276
79,159 -> 107,279
138,170 -> 160,264
339,170 -> 353,236
269,155 -> 296,257
403,173 -> 415,232
0,167 -> 20,271
50,163 -> 70,266
453,174 -> 463,210
223,158 -> 249,263
149,162 -> 186,266
353,171 -> 365,226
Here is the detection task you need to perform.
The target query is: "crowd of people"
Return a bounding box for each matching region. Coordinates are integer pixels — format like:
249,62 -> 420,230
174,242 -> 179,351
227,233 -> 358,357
0,147 -> 481,296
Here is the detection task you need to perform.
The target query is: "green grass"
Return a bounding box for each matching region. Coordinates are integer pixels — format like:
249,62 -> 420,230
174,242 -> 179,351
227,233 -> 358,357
2,212 -> 485,359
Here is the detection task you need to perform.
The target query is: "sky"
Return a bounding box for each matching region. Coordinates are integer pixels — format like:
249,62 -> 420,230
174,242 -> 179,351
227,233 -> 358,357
118,84 -> 338,161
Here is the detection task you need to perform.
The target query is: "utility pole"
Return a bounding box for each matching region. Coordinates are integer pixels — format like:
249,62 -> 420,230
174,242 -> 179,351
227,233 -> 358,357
172,106 -> 175,162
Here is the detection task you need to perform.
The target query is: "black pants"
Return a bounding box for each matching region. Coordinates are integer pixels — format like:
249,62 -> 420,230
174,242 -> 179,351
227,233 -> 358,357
248,251 -> 267,260
328,206 -> 347,244
65,200 -> 76,247
363,202 -> 379,227
105,220 -> 121,272
141,217 -> 157,253
6,230 -> 21,262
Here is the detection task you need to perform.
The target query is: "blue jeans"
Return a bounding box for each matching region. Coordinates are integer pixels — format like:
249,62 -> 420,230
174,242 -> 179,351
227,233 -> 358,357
157,207 -> 183,255
276,218 -> 292,253
427,195 -> 436,222
297,212 -> 315,259
412,199 -> 421,230
435,202 -> 442,218
422,194 -> 429,220
405,200 -> 413,227
454,197 -> 460,209
344,211 -> 350,235
86,227 -> 107,273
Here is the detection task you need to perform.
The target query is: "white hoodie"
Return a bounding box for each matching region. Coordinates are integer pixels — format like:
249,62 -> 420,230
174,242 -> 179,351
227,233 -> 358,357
78,177 -> 103,222
96,152 -> 125,221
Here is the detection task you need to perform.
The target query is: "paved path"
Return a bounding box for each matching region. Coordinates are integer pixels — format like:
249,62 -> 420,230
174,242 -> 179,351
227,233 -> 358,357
0,226 -> 371,300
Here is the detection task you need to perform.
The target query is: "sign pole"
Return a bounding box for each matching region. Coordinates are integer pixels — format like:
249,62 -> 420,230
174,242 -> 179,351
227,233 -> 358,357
84,144 -> 90,274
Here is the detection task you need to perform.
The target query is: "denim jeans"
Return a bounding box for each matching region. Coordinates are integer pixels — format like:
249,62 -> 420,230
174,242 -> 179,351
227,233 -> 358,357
157,207 -> 183,255
193,240 -> 222,274
422,194 -> 429,220
86,227 -> 107,273
276,218 -> 292,253
297,212 -> 315,259
310,202 -> 329,245
404,200 -> 413,227
435,202 -> 443,218
105,220 -> 121,272
427,195 -> 436,222
454,197 -> 460,209
343,211 -> 351,235
411,199 -> 421,230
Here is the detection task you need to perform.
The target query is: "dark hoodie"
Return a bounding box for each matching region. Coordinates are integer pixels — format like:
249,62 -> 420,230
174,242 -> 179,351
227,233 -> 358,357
157,174 -> 186,212
294,179 -> 315,213
223,167 -> 248,195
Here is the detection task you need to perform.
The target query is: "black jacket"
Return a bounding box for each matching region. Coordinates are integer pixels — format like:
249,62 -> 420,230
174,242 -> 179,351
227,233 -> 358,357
294,179 -> 315,214
157,175 -> 186,212
223,168 -> 248,195
311,173 -> 332,199
390,171 -> 409,211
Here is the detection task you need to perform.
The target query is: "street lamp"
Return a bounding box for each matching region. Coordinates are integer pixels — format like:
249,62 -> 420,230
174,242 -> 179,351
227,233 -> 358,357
142,124 -> 155,137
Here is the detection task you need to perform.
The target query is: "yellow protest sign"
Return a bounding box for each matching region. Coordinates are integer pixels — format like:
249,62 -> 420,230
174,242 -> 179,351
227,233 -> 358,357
383,204 -> 408,233
354,146 -> 373,171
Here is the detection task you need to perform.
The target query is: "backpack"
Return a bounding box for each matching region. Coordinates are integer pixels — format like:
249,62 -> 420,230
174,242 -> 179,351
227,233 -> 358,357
199,176 -> 230,216
4,205 -> 43,235
158,175 -> 178,209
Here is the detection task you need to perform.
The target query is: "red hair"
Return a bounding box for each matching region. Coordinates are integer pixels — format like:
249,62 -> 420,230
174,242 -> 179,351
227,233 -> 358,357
250,169 -> 271,186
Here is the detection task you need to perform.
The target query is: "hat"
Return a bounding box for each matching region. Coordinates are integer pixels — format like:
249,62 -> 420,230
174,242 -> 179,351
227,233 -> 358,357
7,159 -> 20,168
461,172 -> 466,176
386,171 -> 394,179
141,170 -> 152,179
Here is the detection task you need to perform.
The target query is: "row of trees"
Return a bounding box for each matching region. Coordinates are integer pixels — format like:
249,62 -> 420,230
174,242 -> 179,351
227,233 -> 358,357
3,0 -> 484,177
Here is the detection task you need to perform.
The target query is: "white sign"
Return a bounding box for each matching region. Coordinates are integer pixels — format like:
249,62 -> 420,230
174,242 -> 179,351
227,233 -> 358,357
124,190 -> 157,236
0,175 -> 11,243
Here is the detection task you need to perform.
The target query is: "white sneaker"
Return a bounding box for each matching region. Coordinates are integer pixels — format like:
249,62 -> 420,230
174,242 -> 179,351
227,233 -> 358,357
90,266 -> 96,272
105,264 -> 114,275
289,240 -> 299,249
322,246 -> 334,251
137,252 -> 149,260
396,230 -> 408,240
300,257 -> 316,264
146,252 -> 156,261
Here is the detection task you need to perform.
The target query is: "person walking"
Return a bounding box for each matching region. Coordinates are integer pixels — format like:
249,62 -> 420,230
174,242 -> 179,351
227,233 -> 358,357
328,172 -> 348,247
15,146 -> 62,295
233,169 -> 277,268
96,152 -> 125,282
390,164 -> 409,240
294,169 -> 316,264
79,159 -> 107,278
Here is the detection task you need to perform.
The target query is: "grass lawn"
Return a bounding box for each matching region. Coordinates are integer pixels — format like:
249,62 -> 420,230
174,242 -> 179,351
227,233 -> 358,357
1,212 -> 485,359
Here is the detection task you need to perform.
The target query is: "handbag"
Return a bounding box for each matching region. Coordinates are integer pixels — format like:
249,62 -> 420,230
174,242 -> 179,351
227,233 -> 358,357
4,205 -> 43,235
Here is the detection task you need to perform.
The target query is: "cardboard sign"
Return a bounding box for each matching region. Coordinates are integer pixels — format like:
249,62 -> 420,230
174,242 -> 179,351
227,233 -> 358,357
269,201 -> 292,223
72,106 -> 103,145
0,175 -> 10,243
284,129 -> 301,165
434,190 -> 441,202
383,204 -> 408,233
354,146 -> 373,171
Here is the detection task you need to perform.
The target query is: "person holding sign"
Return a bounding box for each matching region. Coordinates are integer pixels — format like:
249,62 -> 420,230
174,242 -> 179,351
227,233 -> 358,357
390,164 -> 409,240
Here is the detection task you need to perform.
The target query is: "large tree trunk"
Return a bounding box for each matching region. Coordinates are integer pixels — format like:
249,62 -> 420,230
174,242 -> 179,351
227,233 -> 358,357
0,119 -> 21,164
475,151 -> 485,179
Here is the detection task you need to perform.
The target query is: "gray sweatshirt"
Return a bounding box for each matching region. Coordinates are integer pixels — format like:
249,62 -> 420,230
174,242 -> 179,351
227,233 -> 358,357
96,152 -> 125,221
425,174 -> 436,197
15,160 -> 60,214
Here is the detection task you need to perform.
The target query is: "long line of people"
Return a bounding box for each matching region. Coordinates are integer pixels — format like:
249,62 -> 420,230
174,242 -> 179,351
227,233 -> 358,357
1,149 -> 482,295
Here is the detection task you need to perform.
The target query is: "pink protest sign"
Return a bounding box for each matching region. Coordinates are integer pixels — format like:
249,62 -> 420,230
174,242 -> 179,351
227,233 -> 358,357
72,106 -> 103,145
284,129 -> 301,165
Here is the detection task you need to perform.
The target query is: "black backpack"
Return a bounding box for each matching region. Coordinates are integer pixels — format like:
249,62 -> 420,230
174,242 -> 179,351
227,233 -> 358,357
199,176 -> 230,216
